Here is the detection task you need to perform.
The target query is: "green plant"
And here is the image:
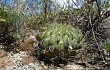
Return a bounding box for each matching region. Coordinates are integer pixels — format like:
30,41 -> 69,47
36,23 -> 83,58
25,13 -> 56,30
103,42 -> 110,52
0,6 -> 20,48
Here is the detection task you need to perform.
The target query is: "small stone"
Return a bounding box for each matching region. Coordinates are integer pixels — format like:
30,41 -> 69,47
0,56 -> 15,67
65,63 -> 84,69
19,36 -> 37,52
22,56 -> 34,65
44,65 -> 48,69
0,66 -> 5,70
0,49 -> 7,58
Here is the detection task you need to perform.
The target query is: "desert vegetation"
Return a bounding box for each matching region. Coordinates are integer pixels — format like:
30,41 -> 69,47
0,0 -> 110,69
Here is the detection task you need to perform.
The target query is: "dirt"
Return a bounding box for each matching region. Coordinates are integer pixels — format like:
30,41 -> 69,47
0,49 -> 15,69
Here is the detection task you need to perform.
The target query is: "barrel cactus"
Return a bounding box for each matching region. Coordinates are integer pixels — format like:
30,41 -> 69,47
36,23 -> 83,58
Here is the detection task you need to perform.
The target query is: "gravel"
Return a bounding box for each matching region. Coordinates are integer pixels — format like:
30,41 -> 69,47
4,51 -> 85,70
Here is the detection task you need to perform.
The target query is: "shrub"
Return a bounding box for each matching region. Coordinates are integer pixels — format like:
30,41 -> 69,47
0,6 -> 19,49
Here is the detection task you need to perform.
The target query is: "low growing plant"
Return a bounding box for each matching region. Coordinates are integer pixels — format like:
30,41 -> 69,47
36,23 -> 83,58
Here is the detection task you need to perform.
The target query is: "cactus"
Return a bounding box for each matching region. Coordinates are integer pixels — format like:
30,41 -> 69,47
36,23 -> 83,58
103,42 -> 110,52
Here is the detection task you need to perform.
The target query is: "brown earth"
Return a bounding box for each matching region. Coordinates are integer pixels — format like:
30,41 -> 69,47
0,49 -> 15,69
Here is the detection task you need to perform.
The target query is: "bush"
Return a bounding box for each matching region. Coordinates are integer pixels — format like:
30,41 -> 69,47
25,13 -> 57,31
0,6 -> 19,49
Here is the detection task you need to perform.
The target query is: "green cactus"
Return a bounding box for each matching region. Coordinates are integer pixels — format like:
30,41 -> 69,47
103,42 -> 110,52
36,23 -> 83,57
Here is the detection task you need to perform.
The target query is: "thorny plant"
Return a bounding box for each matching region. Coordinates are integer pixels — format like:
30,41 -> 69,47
74,1 -> 110,69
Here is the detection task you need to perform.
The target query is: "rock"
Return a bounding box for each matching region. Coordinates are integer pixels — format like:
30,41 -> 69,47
65,63 -> 84,69
0,45 -> 5,48
0,49 -> 7,58
19,35 -> 37,52
22,56 -> 34,65
0,49 -> 15,68
0,56 -> 15,67
0,67 -> 5,70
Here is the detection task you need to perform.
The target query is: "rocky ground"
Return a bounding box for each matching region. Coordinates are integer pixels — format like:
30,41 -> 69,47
0,48 -> 87,70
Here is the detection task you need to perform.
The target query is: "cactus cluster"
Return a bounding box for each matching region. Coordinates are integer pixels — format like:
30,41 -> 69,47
36,23 -> 83,57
